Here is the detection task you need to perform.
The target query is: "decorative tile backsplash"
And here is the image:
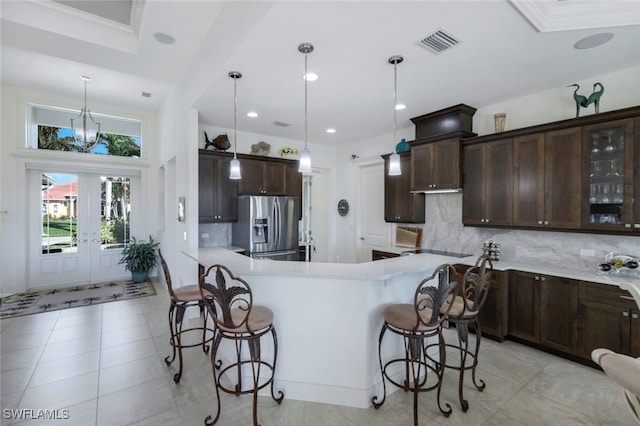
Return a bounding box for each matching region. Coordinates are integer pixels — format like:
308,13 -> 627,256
419,194 -> 639,272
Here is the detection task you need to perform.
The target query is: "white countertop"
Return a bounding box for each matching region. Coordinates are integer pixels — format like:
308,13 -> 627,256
183,247 -> 464,281
184,247 -> 638,289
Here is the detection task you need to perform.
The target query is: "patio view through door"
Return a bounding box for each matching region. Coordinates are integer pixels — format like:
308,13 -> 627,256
28,170 -> 139,288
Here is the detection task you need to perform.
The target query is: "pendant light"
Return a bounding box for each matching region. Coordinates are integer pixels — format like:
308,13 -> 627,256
388,55 -> 403,176
71,75 -> 101,153
229,71 -> 242,180
298,42 -> 314,173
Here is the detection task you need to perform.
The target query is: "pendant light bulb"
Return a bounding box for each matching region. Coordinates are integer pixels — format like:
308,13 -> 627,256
229,71 -> 242,180
388,55 -> 404,176
298,42 -> 314,174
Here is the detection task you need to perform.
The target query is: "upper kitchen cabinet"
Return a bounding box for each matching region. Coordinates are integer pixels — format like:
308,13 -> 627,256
411,138 -> 462,191
581,118 -> 637,232
409,104 -> 477,192
383,153 -> 425,223
237,156 -> 300,196
198,150 -> 238,223
513,127 -> 582,229
462,139 -> 513,226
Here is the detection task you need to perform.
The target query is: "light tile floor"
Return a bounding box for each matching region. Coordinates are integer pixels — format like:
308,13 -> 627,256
0,278 -> 634,425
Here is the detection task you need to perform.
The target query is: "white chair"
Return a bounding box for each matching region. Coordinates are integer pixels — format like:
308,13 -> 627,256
592,280 -> 640,424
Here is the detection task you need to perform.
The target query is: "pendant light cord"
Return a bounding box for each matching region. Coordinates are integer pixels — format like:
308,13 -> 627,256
393,61 -> 397,145
304,51 -> 308,151
233,76 -> 238,159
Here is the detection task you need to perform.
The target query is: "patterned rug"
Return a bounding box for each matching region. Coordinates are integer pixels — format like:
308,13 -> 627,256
0,280 -> 157,319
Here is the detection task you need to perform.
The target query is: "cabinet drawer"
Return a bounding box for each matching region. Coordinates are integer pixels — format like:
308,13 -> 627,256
578,281 -> 636,308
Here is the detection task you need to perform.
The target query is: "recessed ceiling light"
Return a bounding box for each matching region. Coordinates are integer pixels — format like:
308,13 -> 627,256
573,32 -> 614,50
395,104 -> 406,110
247,112 -> 258,118
153,32 -> 176,45
303,73 -> 318,81
326,128 -> 336,134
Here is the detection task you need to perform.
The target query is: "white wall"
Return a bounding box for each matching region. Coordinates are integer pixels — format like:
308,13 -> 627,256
0,84 -> 159,293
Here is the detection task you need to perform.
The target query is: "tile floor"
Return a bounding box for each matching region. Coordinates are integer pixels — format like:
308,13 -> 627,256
0,278 -> 634,426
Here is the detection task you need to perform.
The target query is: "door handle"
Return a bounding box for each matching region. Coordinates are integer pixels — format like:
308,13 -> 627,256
91,239 -> 100,243
77,239 -> 88,243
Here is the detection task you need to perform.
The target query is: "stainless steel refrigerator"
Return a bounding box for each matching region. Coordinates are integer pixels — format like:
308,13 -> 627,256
232,196 -> 300,261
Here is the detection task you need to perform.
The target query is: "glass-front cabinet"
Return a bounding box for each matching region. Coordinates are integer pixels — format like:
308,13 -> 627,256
582,118 -> 636,232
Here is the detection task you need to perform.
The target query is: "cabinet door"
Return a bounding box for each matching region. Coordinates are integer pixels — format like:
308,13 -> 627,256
508,271 -> 540,343
544,127 -> 582,228
237,158 -> 265,195
263,162 -> 287,195
540,276 -> 578,354
485,140 -> 513,226
633,117 -> 640,230
432,139 -> 461,189
286,163 -> 302,198
477,271 -> 507,340
578,299 -> 631,358
582,118 -> 634,231
513,133 -> 545,227
462,144 -> 485,225
411,143 -> 435,191
198,155 -> 217,222
632,309 -> 640,357
384,154 -> 424,223
215,157 -> 238,222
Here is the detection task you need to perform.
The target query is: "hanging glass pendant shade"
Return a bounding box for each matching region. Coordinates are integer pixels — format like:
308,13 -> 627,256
298,42 -> 314,173
387,55 -> 404,176
229,71 -> 242,180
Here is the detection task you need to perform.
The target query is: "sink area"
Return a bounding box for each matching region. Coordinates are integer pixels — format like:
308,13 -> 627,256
401,248 -> 472,258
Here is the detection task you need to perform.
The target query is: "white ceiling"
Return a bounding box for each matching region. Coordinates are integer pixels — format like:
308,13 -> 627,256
2,1 -> 639,146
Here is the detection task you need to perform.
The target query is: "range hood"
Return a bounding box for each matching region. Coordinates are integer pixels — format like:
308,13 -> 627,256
411,188 -> 462,194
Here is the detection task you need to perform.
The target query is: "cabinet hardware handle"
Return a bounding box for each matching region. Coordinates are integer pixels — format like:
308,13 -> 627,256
544,221 -> 549,225
534,276 -> 540,281
540,277 -> 545,281
633,313 -> 639,319
634,224 -> 640,229
486,218 -> 490,223
620,295 -> 635,301
480,219 -> 485,223
625,224 -> 632,228
537,220 -> 543,225
622,311 -> 630,317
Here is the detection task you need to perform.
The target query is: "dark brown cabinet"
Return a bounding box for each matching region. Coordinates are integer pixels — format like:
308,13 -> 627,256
454,264 -> 508,341
512,128 -> 582,229
540,276 -> 578,355
508,270 -> 541,343
198,150 -> 237,223
237,157 -> 288,195
509,271 -> 578,353
577,281 -> 640,359
462,139 -> 513,226
383,153 -> 425,223
411,138 -> 461,191
581,118 -> 638,232
372,250 -> 401,261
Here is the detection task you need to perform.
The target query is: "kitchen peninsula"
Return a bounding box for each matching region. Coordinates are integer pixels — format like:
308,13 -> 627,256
183,247 -> 470,408
182,247 -> 639,409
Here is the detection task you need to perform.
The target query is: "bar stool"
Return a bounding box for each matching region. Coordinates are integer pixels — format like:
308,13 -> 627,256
200,264 -> 284,426
159,249 -> 214,383
372,263 -> 462,425
437,255 -> 493,412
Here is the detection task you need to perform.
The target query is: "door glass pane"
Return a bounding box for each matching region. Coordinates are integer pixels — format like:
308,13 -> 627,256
41,173 -> 78,254
101,176 -> 131,250
588,127 -> 624,225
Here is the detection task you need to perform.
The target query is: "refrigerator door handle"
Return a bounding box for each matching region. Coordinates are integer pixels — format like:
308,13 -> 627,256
274,198 -> 280,249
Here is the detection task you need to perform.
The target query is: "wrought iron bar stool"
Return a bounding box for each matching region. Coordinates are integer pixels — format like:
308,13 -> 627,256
372,263 -> 462,425
159,249 -> 214,383
200,264 -> 284,426
429,255 -> 493,412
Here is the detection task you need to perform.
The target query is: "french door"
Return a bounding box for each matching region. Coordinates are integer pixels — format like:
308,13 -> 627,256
28,170 -> 140,288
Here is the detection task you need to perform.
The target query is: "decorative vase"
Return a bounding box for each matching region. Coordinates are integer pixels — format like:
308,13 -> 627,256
395,138 -> 410,153
494,113 -> 506,133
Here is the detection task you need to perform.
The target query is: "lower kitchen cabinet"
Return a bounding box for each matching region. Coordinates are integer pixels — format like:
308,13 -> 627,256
540,276 -> 578,355
577,281 -> 640,359
508,270 -> 540,343
371,250 -> 400,261
454,264 -> 508,341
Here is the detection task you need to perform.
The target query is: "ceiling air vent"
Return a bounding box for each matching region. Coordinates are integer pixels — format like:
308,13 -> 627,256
274,121 -> 291,127
418,29 -> 461,54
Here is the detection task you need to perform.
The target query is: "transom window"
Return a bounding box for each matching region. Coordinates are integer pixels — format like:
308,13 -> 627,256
27,104 -> 142,158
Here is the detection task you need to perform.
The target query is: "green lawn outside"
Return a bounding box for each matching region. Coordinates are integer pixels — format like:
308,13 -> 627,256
43,220 -> 77,237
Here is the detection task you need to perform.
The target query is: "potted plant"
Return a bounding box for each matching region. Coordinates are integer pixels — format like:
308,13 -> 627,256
118,236 -> 160,283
